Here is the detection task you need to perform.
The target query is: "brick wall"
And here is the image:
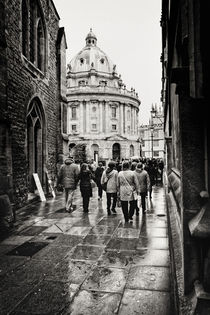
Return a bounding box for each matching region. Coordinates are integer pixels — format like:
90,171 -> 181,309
0,0 -> 64,207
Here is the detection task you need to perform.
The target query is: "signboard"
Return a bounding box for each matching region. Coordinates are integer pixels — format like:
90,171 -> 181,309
33,173 -> 46,202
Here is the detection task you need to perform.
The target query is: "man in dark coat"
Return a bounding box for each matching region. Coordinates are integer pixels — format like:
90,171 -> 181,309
94,161 -> 104,200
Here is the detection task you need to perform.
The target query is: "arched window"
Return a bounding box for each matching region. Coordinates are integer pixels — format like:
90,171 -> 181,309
112,143 -> 120,161
27,99 -> 45,192
22,0 -> 46,73
130,144 -> 134,157
37,18 -> 45,72
21,0 -> 28,57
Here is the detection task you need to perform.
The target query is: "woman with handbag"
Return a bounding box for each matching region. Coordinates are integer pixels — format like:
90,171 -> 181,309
78,163 -> 95,213
117,161 -> 140,222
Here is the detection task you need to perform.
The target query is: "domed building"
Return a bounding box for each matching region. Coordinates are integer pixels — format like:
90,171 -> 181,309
65,29 -> 141,164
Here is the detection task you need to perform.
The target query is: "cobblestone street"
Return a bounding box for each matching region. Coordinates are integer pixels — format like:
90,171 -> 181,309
0,185 -> 173,315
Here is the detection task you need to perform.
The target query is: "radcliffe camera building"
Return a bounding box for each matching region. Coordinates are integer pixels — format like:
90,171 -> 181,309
64,29 -> 140,164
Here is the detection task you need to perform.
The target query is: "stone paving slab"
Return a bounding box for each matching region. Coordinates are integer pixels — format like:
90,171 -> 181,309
126,265 -> 170,291
118,289 -> 171,315
62,290 -> 122,315
82,266 -> 128,293
10,280 -> 80,315
0,185 -> 173,314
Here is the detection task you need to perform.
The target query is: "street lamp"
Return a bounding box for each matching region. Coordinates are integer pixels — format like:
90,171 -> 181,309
150,125 -> 154,158
150,107 -> 156,159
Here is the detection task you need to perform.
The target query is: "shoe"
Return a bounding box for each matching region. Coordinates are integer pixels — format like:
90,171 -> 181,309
129,217 -> 133,221
83,209 -> 89,213
111,209 -> 117,214
107,210 -> 111,216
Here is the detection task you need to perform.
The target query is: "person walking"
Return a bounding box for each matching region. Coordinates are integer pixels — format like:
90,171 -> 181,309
135,162 -> 150,214
57,156 -> 80,212
144,159 -> 156,199
117,161 -> 139,222
78,163 -> 95,213
94,162 -> 104,200
101,161 -> 118,215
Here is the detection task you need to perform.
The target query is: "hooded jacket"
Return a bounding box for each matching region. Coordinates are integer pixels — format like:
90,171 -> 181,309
57,158 -> 80,189
134,168 -> 150,193
101,168 -> 118,193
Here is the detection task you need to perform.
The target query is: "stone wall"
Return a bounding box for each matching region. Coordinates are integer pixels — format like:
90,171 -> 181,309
0,0 -> 65,208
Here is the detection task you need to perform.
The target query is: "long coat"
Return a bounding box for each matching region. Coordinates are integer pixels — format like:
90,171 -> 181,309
78,169 -> 94,197
101,169 -> 118,193
117,170 -> 140,201
134,169 -> 150,193
57,158 -> 80,189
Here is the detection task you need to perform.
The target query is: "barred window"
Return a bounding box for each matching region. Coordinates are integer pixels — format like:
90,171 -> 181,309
22,0 -> 28,57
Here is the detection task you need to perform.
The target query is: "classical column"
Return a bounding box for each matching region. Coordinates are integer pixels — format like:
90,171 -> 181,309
67,104 -> 70,134
86,100 -> 90,133
99,101 -> 103,133
80,101 -> 83,134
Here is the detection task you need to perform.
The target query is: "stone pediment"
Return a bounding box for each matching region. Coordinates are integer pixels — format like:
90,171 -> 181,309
105,134 -> 128,141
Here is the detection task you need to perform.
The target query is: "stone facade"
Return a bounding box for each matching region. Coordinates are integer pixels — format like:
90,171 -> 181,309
64,29 -> 140,164
0,0 -> 67,208
161,1 -> 210,313
139,104 -> 164,159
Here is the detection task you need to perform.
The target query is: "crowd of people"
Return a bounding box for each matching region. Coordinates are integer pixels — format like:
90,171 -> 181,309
56,156 -> 164,223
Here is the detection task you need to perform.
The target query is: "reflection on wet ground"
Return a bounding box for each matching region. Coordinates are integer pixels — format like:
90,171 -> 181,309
0,184 -> 173,314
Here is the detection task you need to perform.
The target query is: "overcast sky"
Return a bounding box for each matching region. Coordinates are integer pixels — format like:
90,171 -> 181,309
53,0 -> 162,124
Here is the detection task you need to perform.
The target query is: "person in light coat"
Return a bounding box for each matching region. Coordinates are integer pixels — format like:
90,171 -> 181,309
117,161 -> 140,222
134,162 -> 150,214
101,161 -> 118,215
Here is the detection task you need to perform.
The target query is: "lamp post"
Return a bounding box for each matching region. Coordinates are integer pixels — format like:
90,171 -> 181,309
150,107 -> 156,159
151,125 -> 154,158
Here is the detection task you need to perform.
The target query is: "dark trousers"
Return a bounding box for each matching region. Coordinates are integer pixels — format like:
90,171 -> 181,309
98,184 -> 103,198
140,192 -> 147,212
121,200 -> 136,221
83,195 -> 90,212
106,192 -> 117,211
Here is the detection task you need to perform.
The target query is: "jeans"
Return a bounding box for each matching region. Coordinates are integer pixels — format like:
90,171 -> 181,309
83,195 -> 90,212
98,184 -> 103,198
65,188 -> 75,211
106,192 -> 117,211
140,192 -> 147,211
121,200 -> 136,221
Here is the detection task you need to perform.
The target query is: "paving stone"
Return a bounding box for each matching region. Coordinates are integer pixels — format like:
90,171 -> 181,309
11,281 -> 79,315
0,282 -> 34,315
126,266 -> 170,291
137,236 -> 169,249
82,234 -> 111,246
0,255 -> 28,276
31,243 -> 72,262
0,244 -> 16,255
19,226 -> 48,236
46,259 -> 95,283
106,238 -> 138,251
98,249 -> 135,269
90,224 -> 118,235
119,289 -> 171,315
131,249 -> 170,267
113,228 -> 140,239
6,241 -> 49,257
0,235 -> 33,245
65,226 -> 92,236
82,266 -> 128,293
63,289 -> 122,315
50,234 -> 84,247
70,244 -> 104,261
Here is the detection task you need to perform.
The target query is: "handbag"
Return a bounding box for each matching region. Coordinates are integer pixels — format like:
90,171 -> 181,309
90,179 -> 96,188
101,181 -> 107,191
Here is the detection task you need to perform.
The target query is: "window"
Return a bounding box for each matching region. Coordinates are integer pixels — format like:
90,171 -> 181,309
92,106 -> 96,112
141,140 -> 145,147
153,130 -> 159,138
92,124 -> 97,130
22,0 -> 46,72
153,140 -> 159,147
154,151 -> 159,157
80,58 -> 84,64
72,107 -> 76,119
72,125 -> 77,131
112,124 -> 117,131
111,107 -> 117,118
99,80 -> 107,87
127,110 -> 131,120
127,126 -> 131,133
78,80 -> 85,86
100,58 -> 105,64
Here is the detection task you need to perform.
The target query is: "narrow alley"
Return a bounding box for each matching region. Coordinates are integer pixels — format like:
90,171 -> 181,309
0,184 -> 173,315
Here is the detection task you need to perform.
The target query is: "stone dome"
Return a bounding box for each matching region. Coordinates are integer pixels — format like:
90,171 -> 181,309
69,29 -> 115,74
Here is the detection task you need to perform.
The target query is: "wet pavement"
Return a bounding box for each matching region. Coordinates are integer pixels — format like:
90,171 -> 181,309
0,185 -> 173,315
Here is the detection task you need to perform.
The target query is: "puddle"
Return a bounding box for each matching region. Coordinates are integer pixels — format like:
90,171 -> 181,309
6,241 -> 49,257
